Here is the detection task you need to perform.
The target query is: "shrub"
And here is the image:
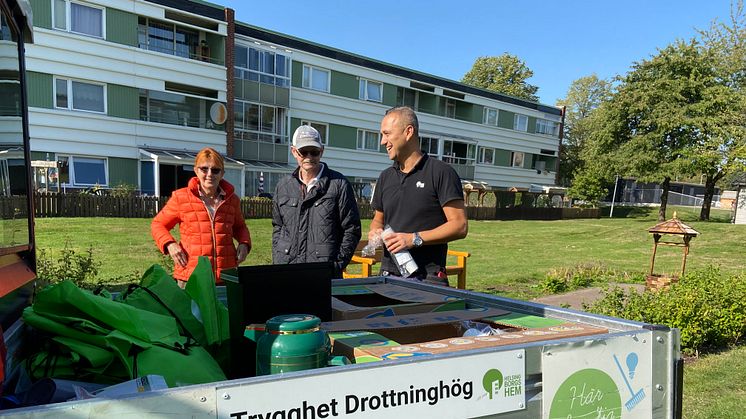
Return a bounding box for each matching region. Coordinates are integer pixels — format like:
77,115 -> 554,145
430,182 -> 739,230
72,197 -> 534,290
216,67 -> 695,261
585,267 -> 746,355
540,262 -> 639,294
37,244 -> 143,290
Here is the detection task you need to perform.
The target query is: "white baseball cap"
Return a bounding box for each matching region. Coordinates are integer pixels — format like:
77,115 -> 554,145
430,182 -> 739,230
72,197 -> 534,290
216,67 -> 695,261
292,125 -> 323,149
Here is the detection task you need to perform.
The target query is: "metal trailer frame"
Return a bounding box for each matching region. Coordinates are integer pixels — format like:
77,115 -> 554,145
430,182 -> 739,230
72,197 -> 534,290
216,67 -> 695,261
1,276 -> 682,418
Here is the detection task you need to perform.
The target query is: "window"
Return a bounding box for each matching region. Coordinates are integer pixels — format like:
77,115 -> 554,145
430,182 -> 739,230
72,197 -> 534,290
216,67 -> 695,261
396,87 -> 417,108
536,118 -> 559,136
57,155 -> 107,186
357,129 -> 380,151
483,107 -> 498,126
444,98 -> 456,119
359,79 -> 382,102
141,89 -> 222,130
234,100 -> 287,143
234,45 -> 290,87
54,77 -> 105,113
478,147 -> 495,165
138,17 -> 199,60
511,151 -> 525,168
419,136 -> 438,155
442,139 -> 476,165
53,0 -> 104,38
301,120 -> 328,145
302,65 -> 330,92
513,114 -> 528,132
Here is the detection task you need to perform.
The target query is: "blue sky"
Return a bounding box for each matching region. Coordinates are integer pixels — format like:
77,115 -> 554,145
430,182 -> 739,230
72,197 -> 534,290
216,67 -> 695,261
220,0 -> 736,106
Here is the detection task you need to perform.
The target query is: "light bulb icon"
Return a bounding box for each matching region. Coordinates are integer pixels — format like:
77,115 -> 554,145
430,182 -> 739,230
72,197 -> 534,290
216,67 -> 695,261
626,352 -> 639,379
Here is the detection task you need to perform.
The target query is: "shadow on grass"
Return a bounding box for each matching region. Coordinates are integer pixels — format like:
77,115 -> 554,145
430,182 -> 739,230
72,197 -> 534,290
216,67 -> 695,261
601,206 -> 733,223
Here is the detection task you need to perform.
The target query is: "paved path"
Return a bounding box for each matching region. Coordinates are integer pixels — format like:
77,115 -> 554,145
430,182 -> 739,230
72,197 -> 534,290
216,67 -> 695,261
532,283 -> 646,310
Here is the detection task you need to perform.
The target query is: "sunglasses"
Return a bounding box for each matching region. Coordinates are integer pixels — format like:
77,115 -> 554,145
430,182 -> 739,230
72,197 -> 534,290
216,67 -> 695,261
198,166 -> 222,175
297,148 -> 321,157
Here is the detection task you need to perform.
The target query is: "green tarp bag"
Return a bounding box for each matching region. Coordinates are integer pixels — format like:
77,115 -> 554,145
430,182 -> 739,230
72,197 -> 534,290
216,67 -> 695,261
22,279 -> 226,387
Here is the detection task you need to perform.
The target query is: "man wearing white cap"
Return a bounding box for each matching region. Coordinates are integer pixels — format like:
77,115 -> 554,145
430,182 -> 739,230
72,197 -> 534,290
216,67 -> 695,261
271,125 -> 361,276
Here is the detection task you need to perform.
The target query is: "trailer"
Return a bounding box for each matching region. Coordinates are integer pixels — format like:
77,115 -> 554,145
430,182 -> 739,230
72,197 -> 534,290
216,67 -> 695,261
1,276 -> 682,418
0,1 -> 682,417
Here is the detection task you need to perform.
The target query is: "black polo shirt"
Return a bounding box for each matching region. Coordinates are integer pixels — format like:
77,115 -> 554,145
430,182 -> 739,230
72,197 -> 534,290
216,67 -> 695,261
371,153 -> 463,277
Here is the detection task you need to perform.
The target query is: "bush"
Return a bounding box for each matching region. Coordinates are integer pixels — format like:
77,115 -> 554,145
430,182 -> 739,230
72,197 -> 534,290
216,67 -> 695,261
540,263 -> 641,294
37,244 -> 142,290
585,267 -> 746,355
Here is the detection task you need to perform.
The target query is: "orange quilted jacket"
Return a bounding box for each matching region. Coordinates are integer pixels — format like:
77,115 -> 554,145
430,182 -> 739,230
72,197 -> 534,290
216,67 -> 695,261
151,177 -> 251,283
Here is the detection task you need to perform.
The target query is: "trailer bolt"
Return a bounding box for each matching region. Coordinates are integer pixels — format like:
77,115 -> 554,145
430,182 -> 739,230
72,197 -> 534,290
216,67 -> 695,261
642,339 -> 646,343
517,353 -> 523,359
200,396 -> 207,402
657,336 -> 664,344
519,402 -> 524,408
545,352 -> 552,357
656,384 -> 664,391
222,393 -> 230,400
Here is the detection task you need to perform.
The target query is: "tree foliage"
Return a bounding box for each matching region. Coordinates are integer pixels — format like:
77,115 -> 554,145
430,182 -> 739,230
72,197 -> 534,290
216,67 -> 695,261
587,39 -> 743,220
556,75 -> 612,186
461,54 -> 540,102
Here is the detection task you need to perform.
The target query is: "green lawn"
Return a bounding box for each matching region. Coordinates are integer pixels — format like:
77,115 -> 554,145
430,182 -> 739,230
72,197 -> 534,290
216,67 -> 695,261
35,205 -> 746,299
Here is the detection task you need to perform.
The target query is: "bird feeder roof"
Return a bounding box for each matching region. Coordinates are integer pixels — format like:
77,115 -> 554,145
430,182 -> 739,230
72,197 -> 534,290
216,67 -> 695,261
648,212 -> 699,236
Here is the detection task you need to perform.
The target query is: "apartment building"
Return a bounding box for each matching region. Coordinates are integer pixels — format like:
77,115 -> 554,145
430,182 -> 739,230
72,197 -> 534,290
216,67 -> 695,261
23,0 -> 563,198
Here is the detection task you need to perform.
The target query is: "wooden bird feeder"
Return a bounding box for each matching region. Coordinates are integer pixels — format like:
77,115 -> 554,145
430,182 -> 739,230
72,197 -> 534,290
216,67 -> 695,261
646,212 -> 699,290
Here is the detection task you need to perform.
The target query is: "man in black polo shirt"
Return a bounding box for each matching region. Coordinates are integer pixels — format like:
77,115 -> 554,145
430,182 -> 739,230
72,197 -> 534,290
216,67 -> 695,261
369,106 -> 468,284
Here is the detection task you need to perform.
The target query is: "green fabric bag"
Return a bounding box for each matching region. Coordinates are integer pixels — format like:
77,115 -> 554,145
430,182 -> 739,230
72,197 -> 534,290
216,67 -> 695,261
184,257 -> 231,346
121,264 -> 208,347
22,279 -> 227,387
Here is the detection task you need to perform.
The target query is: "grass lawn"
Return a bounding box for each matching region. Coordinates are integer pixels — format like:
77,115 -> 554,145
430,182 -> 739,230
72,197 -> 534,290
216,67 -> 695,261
35,205 -> 746,299
683,345 -> 746,418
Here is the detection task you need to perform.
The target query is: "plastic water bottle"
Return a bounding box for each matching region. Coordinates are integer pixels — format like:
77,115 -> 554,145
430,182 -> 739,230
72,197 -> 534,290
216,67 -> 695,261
381,226 -> 419,277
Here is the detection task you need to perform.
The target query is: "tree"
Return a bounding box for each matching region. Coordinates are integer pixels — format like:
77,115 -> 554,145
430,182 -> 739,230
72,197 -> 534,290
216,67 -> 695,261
555,75 -> 612,186
461,54 -> 540,102
695,0 -> 746,220
590,39 -> 732,221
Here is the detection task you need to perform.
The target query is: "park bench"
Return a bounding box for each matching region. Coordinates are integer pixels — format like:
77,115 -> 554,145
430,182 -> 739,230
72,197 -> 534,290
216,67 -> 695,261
342,240 -> 471,289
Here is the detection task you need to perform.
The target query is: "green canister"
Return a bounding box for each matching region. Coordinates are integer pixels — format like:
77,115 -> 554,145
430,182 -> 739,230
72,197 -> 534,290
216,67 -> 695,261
254,314 -> 330,376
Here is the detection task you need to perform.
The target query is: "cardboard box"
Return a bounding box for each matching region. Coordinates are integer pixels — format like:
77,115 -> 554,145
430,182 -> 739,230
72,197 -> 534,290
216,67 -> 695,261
326,331 -> 400,364
331,284 -> 466,320
358,323 -> 608,360
324,309 -> 607,362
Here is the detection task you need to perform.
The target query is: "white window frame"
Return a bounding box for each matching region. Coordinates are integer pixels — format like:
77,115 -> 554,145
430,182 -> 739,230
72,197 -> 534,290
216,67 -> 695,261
301,120 -> 329,145
536,118 -> 559,136
478,146 -> 495,165
358,78 -> 383,102
513,114 -> 528,132
419,136 -> 439,155
511,151 -> 525,168
53,0 -> 106,38
356,129 -> 380,152
444,98 -> 456,119
234,44 -> 291,87
57,154 -> 109,187
302,64 -> 330,93
483,107 -> 498,126
53,76 -> 107,114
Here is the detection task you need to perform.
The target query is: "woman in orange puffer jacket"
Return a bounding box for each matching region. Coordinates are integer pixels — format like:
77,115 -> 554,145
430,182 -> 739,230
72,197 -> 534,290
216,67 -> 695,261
151,147 -> 251,285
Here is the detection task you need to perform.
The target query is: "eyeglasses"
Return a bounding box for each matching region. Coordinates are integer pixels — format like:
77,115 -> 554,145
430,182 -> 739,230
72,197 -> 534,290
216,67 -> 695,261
297,148 -> 321,157
198,166 -> 222,175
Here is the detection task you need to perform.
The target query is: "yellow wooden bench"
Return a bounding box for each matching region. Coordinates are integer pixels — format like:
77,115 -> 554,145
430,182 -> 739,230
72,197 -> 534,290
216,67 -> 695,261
342,240 -> 470,289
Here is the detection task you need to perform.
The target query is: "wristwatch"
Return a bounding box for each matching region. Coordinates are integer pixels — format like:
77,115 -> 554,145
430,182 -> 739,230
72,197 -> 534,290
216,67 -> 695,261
412,232 -> 423,248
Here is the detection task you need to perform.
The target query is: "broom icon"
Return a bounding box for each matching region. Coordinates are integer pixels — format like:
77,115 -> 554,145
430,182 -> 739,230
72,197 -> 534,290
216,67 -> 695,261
613,353 -> 645,411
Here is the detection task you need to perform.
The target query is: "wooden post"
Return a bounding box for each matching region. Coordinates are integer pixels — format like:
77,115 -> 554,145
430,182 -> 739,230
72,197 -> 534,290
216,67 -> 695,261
649,233 -> 660,275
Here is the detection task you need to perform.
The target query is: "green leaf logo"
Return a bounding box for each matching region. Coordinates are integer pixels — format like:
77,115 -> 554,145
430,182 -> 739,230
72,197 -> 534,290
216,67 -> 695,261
483,369 -> 503,399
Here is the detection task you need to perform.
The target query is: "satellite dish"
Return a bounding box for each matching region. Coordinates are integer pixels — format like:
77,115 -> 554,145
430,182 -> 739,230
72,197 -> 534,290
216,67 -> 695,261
210,102 -> 227,125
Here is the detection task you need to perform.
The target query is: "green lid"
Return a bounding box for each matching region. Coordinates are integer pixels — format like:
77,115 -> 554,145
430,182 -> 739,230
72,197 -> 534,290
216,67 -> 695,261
265,314 -> 321,333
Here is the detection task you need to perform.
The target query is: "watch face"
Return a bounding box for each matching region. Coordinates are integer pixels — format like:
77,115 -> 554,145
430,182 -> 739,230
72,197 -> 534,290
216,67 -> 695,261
414,233 -> 423,247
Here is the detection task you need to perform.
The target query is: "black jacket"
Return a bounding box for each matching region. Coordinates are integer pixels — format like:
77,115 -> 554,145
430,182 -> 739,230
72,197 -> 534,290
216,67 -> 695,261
272,163 -> 361,275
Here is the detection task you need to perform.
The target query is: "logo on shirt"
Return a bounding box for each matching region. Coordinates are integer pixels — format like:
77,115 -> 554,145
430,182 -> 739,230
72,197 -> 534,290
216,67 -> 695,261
416,181 -> 425,188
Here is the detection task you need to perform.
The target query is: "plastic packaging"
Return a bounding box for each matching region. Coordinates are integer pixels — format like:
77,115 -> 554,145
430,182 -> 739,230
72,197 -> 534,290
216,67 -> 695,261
380,226 -> 419,277
361,234 -> 382,257
459,321 -> 504,337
